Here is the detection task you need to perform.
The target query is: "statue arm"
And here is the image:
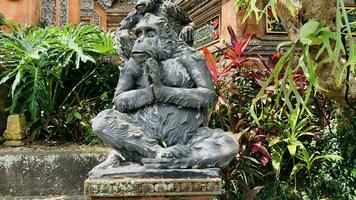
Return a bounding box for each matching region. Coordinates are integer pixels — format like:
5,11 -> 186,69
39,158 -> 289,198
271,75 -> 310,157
118,10 -> 140,31
163,2 -> 195,44
114,64 -> 155,113
165,2 -> 192,25
153,54 -> 216,109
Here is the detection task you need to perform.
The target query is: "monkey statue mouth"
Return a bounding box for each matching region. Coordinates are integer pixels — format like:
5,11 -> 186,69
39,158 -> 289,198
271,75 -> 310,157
131,51 -> 151,62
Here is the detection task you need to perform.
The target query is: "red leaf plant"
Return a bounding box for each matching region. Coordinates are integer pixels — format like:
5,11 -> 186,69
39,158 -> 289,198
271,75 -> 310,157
202,26 -> 274,166
249,128 -> 275,165
202,26 -> 257,87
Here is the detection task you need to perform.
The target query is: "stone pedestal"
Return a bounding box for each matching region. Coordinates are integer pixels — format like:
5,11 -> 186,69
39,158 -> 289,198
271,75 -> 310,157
3,114 -> 27,146
84,164 -> 222,200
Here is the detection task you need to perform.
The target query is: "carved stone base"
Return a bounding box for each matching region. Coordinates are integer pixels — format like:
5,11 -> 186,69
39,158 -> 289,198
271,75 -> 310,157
84,165 -> 222,200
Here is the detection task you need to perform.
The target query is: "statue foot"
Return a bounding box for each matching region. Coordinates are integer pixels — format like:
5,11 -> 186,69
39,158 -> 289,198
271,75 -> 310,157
142,157 -> 191,169
142,145 -> 191,169
92,150 -> 124,171
157,144 -> 190,158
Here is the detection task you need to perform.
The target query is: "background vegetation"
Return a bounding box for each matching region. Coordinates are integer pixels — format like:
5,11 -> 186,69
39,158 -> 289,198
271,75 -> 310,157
0,21 -> 120,143
202,0 -> 356,199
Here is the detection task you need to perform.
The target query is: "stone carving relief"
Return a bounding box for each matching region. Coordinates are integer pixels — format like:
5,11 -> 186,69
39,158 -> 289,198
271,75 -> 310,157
82,0 -> 95,9
81,0 -> 100,25
40,0 -> 56,25
86,179 -> 221,196
59,0 -> 69,26
97,0 -> 136,10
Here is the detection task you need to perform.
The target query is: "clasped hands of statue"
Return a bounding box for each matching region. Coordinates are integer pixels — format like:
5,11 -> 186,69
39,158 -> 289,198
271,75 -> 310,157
143,58 -> 164,102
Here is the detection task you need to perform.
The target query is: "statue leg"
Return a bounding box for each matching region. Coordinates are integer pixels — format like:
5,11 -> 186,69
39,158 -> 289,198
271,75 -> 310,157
92,109 -> 159,162
142,127 -> 239,169
186,127 -> 239,168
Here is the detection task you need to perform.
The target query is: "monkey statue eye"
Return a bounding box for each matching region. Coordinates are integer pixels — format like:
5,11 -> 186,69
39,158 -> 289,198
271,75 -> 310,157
136,30 -> 143,37
146,30 -> 157,38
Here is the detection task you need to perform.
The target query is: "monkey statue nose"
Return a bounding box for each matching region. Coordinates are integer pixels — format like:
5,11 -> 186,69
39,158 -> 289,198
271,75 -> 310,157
136,36 -> 145,43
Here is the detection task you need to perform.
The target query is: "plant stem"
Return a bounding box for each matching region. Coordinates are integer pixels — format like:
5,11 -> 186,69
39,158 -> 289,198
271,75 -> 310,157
60,68 -> 96,107
293,156 -> 297,191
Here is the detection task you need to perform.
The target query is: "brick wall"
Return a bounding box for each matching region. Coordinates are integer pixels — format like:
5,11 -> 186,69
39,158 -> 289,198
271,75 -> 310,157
0,0 -> 40,27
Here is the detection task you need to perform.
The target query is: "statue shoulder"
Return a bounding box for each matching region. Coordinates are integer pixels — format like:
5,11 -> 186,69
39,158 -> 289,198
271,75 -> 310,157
176,48 -> 205,64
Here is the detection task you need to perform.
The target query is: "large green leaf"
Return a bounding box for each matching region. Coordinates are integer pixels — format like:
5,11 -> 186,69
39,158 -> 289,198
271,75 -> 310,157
299,20 -> 320,45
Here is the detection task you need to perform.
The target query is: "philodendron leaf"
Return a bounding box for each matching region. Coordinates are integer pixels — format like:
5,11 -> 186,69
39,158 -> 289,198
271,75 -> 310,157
299,20 -> 320,45
11,70 -> 22,97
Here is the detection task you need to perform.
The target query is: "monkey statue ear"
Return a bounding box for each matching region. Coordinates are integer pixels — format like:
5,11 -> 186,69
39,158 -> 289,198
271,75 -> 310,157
164,23 -> 170,33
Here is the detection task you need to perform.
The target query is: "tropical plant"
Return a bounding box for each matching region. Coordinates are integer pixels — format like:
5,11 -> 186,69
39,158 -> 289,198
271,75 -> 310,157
203,26 -> 276,200
235,0 -> 356,117
203,22 -> 345,199
230,0 -> 354,199
203,26 -> 263,133
0,23 -> 117,141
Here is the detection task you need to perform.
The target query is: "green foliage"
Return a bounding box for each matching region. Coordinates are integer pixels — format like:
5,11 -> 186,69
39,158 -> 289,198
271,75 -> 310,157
235,0 -> 297,23
235,0 -> 356,123
204,26 -> 347,200
0,23 -> 118,142
304,112 -> 356,200
268,107 -> 316,158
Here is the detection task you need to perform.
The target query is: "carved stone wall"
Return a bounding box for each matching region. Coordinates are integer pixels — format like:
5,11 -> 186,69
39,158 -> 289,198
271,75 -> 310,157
40,0 -> 56,25
59,0 -> 69,26
97,0 -> 135,10
81,0 -> 100,25
79,0 -> 134,30
38,0 -> 133,29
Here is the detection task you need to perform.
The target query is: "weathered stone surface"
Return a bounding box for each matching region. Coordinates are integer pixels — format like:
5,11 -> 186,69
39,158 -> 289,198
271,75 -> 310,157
85,166 -> 221,199
3,114 -> 27,141
93,12 -> 239,170
85,177 -> 221,199
0,146 -> 108,196
2,140 -> 25,147
89,164 -> 220,179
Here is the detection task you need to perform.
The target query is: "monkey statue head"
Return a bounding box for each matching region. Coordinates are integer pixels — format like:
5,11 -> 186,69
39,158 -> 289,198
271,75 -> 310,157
131,13 -> 185,63
135,0 -> 161,15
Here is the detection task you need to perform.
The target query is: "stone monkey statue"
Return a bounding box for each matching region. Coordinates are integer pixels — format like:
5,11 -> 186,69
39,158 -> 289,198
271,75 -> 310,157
116,0 -> 195,60
92,13 -> 239,169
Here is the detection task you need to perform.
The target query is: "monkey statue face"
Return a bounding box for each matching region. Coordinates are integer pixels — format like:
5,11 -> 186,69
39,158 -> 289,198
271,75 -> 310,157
135,0 -> 160,15
131,13 -> 180,63
131,24 -> 158,63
